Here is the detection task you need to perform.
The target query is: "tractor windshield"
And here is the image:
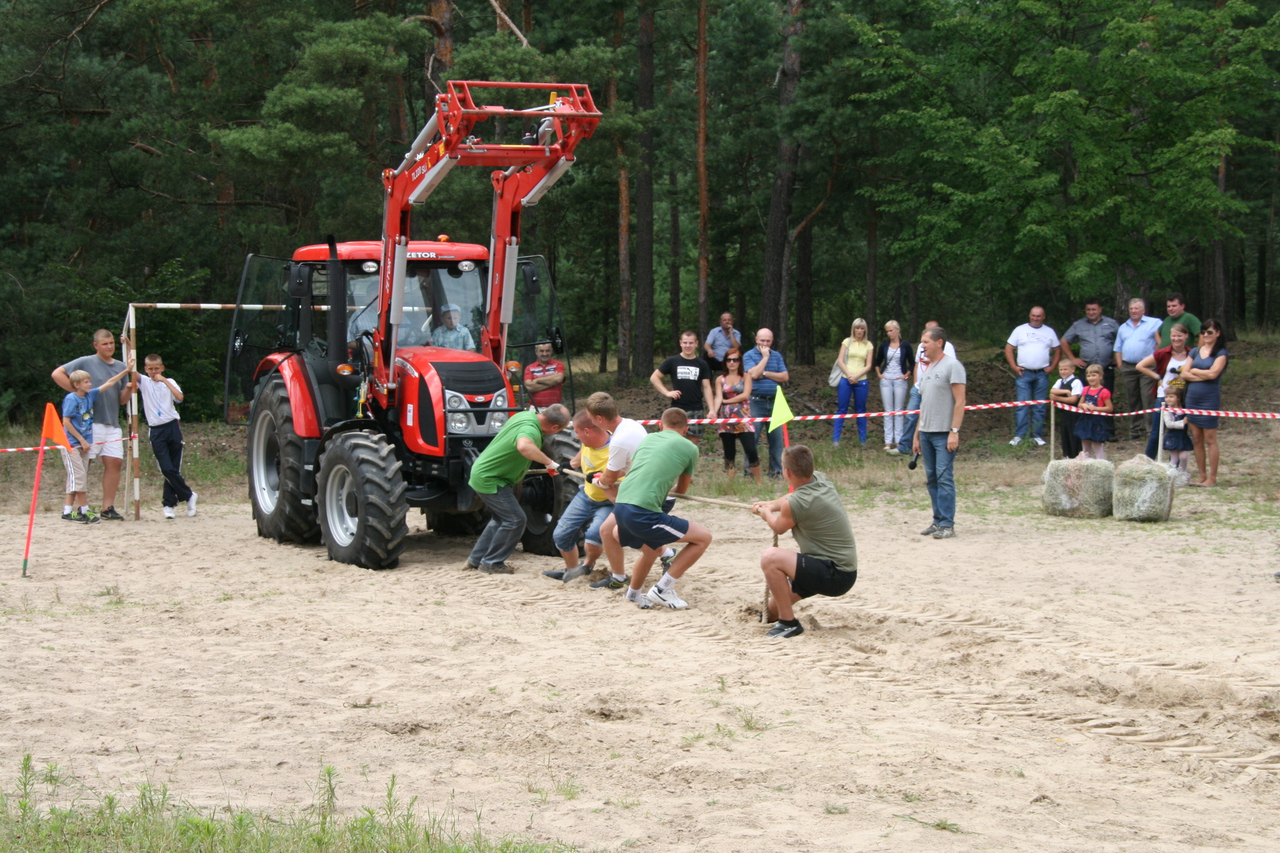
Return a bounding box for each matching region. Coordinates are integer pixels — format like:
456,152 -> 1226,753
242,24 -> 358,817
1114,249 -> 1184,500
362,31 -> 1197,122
345,263 -> 485,351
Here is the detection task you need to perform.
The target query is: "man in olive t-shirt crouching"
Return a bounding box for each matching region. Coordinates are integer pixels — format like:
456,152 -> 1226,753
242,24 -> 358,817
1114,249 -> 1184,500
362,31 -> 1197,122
752,445 -> 858,638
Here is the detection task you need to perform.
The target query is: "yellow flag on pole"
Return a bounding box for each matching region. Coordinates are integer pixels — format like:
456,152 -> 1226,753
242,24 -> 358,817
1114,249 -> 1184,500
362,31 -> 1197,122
768,387 -> 794,432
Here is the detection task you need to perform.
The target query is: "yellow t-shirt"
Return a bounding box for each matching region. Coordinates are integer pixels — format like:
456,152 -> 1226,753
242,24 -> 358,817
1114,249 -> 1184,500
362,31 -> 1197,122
582,442 -> 612,502
842,338 -> 874,376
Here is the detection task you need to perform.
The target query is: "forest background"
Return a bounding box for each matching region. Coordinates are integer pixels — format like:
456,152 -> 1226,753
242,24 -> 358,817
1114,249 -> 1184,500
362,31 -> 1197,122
3,0 -> 1280,423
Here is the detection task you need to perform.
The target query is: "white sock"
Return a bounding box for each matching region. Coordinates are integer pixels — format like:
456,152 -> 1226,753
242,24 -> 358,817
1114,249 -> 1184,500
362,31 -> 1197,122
64,505 -> 72,514
80,505 -> 90,513
625,587 -> 644,603
656,573 -> 677,592
611,572 -> 626,582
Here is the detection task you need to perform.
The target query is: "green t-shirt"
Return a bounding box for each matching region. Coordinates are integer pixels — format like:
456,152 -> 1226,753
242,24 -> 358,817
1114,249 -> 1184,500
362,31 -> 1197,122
1159,312 -> 1200,347
468,411 -> 543,493
787,472 -> 858,574
615,429 -> 698,512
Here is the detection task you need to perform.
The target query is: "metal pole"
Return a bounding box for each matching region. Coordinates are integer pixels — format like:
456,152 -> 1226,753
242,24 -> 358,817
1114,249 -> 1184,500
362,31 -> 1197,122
1048,401 -> 1056,464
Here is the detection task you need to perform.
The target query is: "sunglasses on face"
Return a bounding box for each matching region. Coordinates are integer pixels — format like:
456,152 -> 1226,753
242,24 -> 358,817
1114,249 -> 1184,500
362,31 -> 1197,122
725,358 -> 740,363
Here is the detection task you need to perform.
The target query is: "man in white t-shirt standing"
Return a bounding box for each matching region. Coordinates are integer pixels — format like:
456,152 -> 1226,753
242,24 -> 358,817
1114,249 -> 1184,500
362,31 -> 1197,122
1004,306 -> 1059,447
893,321 -> 955,457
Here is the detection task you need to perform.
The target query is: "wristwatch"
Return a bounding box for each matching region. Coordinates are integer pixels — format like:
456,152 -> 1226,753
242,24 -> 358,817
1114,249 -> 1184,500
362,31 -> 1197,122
950,427 -> 960,434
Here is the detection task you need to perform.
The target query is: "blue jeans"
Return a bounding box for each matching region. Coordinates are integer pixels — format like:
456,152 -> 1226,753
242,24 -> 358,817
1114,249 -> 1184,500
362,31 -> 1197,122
898,385 -> 922,455
833,378 -> 869,444
1014,370 -> 1049,439
919,431 -> 956,528
750,396 -> 784,476
553,487 -> 613,552
469,486 -> 526,567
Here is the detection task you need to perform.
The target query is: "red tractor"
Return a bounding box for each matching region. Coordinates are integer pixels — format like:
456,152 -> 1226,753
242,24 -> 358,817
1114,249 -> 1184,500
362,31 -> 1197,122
224,82 -> 599,569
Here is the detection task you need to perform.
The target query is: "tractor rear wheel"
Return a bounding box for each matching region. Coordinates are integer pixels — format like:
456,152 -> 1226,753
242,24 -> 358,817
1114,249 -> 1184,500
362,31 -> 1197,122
519,428 -> 581,556
317,430 -> 408,570
247,375 -> 320,543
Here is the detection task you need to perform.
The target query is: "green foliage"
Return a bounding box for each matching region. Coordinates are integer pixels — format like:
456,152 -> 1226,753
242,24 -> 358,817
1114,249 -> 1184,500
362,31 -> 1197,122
2,0 -> 1279,420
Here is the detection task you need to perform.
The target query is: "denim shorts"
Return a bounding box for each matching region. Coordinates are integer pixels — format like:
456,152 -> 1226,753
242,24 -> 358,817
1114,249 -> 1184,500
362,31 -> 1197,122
552,488 -> 614,552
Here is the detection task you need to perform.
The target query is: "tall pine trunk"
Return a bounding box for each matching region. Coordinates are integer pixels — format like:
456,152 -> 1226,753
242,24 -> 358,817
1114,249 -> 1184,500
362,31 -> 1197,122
794,226 -> 814,364
669,169 -> 682,342
611,10 -> 632,385
631,0 -> 656,379
695,0 -> 710,340
759,0 -> 803,342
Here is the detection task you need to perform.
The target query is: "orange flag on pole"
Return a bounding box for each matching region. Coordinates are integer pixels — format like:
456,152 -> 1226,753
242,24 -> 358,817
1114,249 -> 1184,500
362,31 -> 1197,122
41,402 -> 71,452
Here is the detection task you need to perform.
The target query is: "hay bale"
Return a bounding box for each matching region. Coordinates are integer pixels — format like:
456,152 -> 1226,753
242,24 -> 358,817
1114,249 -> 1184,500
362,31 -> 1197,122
1113,454 -> 1175,523
1042,458 -> 1114,518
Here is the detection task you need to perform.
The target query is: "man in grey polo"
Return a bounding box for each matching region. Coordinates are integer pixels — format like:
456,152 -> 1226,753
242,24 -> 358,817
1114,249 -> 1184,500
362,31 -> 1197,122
1059,297 -> 1120,394
912,326 -> 966,539
1060,297 -> 1120,440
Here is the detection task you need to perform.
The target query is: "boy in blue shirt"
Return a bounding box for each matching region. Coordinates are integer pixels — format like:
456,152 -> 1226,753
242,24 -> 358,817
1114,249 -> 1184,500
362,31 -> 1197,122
62,363 -> 132,522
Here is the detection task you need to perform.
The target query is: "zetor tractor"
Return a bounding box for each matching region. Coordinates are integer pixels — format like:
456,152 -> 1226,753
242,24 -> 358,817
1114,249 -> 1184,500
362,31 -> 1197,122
223,82 -> 599,569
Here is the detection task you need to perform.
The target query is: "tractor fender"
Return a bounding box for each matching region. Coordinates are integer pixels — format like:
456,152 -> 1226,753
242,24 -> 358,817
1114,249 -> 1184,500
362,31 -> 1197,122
253,352 -> 322,438
316,419 -> 385,459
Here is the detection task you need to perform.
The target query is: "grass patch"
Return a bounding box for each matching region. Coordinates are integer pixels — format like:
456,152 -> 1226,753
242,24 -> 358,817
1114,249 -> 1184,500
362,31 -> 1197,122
0,755 -> 572,853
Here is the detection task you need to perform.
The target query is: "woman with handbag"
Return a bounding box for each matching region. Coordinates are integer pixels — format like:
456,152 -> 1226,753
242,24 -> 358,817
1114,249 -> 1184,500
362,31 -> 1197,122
874,320 -> 913,451
833,319 -> 874,447
713,348 -> 761,482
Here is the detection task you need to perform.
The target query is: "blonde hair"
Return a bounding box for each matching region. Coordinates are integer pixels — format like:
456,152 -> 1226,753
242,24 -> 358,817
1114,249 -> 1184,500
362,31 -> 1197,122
884,320 -> 900,333
850,318 -> 868,338
69,370 -> 91,385
1086,363 -> 1104,377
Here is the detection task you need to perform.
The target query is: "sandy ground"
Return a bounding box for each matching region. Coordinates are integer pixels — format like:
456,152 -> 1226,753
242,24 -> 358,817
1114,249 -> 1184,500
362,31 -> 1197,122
2,477 -> 1279,851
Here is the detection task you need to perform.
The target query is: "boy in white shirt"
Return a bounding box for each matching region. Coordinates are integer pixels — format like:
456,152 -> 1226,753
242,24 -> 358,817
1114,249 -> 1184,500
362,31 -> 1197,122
138,354 -> 197,518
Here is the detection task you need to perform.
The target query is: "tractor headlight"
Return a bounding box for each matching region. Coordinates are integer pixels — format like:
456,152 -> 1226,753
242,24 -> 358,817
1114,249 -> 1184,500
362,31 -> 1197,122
490,391 -> 509,431
446,394 -> 469,433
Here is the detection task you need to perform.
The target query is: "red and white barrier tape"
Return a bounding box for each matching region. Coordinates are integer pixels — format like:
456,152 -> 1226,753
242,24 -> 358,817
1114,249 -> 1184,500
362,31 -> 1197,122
640,398 -> 1280,426
0,434 -> 138,454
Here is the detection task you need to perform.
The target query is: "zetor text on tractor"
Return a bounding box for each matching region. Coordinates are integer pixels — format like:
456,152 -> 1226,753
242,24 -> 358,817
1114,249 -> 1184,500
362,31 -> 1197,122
224,81 -> 599,570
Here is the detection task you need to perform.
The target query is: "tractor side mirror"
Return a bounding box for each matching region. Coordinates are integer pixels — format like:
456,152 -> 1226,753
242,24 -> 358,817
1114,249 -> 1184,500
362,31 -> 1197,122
550,326 -> 565,355
520,262 -> 541,296
287,264 -> 313,298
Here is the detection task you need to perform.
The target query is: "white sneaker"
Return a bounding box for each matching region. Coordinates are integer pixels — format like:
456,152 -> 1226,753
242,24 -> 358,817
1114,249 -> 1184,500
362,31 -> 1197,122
1032,436 -> 1046,447
625,588 -> 652,609
186,493 -> 198,517
646,585 -> 689,610
163,506 -> 176,519
1009,436 -> 1023,446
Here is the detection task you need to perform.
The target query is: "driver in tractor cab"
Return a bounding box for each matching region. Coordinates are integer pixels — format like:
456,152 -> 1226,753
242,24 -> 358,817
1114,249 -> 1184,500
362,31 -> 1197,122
431,303 -> 475,351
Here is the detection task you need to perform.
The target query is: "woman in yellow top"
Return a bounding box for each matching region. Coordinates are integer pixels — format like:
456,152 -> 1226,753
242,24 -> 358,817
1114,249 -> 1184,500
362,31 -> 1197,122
833,318 -> 874,446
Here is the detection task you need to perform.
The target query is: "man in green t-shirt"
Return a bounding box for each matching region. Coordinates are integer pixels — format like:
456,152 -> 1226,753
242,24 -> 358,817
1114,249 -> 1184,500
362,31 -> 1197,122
605,408 -> 712,610
1155,292 -> 1201,348
752,445 -> 858,638
466,403 -> 570,573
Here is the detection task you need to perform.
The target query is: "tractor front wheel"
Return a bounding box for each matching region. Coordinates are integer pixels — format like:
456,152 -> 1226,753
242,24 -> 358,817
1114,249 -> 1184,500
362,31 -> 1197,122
317,431 -> 408,570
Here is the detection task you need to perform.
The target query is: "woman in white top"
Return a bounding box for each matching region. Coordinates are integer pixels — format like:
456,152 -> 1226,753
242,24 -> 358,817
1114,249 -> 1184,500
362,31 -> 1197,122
874,320 -> 913,451
833,318 -> 874,447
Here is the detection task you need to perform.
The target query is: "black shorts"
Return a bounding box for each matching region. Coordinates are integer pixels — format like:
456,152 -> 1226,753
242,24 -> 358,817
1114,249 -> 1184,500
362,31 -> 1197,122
791,554 -> 857,600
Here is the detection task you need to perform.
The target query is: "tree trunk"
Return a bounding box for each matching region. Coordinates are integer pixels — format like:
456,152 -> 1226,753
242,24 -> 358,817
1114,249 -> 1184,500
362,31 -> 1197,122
631,0 -> 656,379
759,0 -> 804,337
611,10 -> 631,386
427,0 -> 453,97
866,199 -> 879,336
669,168 -> 682,342
1212,156 -> 1231,337
695,0 -> 710,341
794,226 -> 814,364
907,260 -> 918,342
1257,239 -> 1268,328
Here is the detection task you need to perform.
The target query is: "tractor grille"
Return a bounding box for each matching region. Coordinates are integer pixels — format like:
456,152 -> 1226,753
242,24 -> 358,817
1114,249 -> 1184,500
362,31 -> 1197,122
430,360 -> 505,395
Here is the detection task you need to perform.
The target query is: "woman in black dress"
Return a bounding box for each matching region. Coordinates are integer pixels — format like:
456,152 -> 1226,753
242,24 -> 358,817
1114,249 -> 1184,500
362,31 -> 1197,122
1180,318 -> 1228,487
